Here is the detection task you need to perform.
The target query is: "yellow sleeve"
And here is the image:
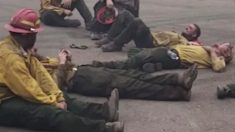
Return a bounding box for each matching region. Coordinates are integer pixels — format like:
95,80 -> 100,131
41,0 -> 65,15
4,54 -> 60,105
40,57 -> 59,83
151,31 -> 189,47
151,32 -> 170,46
47,57 -> 59,65
40,57 -> 59,73
30,57 -> 64,102
211,56 -> 226,72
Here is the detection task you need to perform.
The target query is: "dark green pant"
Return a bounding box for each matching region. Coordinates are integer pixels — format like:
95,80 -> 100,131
69,66 -> 188,101
93,47 -> 181,71
0,93 -> 107,132
71,0 -> 92,24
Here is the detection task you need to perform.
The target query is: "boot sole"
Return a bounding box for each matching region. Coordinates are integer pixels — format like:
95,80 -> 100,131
183,64 -> 198,91
108,89 -> 119,121
217,86 -> 228,99
113,88 -> 120,110
114,121 -> 124,132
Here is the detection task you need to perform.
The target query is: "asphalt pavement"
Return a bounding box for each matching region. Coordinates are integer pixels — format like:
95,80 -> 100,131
0,0 -> 235,132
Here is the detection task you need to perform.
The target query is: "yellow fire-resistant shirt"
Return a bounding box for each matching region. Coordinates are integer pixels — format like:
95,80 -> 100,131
151,31 -> 189,47
0,36 -> 64,105
40,57 -> 60,83
172,44 -> 226,72
40,0 -> 65,15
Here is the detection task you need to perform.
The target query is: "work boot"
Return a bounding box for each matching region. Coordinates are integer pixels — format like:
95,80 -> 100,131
66,19 -> 81,27
142,62 -> 163,73
217,85 -> 230,99
181,90 -> 191,101
178,64 -> 198,91
91,60 -> 104,67
95,37 -> 112,47
90,32 -> 104,40
102,42 -> 122,52
105,121 -> 124,132
107,88 -> 119,122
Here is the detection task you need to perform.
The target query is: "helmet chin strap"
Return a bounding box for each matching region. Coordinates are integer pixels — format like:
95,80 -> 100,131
30,28 -> 36,32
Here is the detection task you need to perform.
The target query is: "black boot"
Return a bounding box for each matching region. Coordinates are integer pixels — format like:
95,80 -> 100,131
91,60 -> 104,67
102,42 -> 122,52
217,85 -> 231,99
181,90 -> 191,101
90,32 -> 104,40
178,64 -> 198,91
95,37 -> 112,47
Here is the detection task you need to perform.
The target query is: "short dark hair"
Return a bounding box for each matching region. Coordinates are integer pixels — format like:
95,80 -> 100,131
193,24 -> 201,39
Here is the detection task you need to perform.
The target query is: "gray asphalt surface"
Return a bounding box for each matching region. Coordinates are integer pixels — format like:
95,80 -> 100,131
0,0 -> 235,132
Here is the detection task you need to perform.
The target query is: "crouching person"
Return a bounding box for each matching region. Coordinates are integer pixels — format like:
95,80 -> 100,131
40,0 -> 92,28
0,8 -> 123,132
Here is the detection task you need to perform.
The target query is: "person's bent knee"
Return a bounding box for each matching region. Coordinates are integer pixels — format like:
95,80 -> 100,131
118,10 -> 135,22
40,11 -> 60,26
